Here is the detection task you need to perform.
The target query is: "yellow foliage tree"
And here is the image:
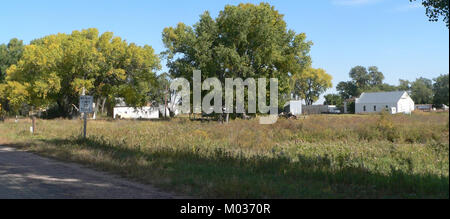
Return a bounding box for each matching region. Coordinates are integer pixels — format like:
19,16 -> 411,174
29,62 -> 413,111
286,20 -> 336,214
2,28 -> 160,116
291,68 -> 333,105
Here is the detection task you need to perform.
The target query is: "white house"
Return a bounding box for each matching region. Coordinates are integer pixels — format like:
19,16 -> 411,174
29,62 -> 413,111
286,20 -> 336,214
355,91 -> 414,114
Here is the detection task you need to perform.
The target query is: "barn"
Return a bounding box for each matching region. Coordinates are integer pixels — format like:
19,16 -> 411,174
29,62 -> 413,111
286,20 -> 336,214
355,91 -> 414,114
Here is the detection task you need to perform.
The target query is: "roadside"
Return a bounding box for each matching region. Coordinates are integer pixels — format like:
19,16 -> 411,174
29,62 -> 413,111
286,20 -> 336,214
0,145 -> 185,199
0,115 -> 448,198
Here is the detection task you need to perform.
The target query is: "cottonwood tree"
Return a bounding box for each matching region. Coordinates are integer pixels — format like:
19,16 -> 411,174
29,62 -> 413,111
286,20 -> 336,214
398,79 -> 411,92
0,38 -> 24,83
162,3 -> 313,113
323,94 -> 343,106
337,66 -> 395,100
349,66 -> 371,89
364,83 -> 398,93
292,68 -> 332,105
432,74 -> 449,106
410,77 -> 433,104
368,66 -> 384,87
0,38 -> 24,114
1,28 -> 160,117
148,72 -> 181,117
336,81 -> 359,100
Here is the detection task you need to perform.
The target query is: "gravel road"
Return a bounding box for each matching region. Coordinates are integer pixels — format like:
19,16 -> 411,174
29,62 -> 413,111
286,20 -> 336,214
0,145 -> 183,199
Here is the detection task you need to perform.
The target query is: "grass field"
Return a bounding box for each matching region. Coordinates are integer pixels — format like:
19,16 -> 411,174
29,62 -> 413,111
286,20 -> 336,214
0,112 -> 448,198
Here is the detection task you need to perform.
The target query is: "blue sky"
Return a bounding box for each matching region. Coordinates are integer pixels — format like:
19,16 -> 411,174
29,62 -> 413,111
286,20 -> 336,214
1,0 -> 448,103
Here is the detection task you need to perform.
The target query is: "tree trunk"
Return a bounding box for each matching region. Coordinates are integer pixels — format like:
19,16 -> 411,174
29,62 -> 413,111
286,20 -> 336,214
31,106 -> 35,134
106,98 -> 114,117
101,98 -> 106,114
93,98 -> 101,120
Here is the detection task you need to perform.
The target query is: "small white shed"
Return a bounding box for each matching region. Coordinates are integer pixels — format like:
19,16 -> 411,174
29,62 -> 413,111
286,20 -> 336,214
283,100 -> 302,115
355,91 -> 414,114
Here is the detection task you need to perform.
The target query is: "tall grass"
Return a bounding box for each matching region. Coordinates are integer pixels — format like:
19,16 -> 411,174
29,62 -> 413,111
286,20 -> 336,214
0,112 -> 448,198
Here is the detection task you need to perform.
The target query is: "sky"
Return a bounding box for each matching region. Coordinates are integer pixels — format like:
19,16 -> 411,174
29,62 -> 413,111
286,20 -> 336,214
1,0 -> 448,104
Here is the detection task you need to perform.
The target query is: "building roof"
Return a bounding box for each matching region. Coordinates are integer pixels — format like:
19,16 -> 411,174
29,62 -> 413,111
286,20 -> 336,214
356,91 -> 408,104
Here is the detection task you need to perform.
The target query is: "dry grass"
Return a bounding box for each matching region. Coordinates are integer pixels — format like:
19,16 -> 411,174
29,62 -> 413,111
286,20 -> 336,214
0,112 -> 448,198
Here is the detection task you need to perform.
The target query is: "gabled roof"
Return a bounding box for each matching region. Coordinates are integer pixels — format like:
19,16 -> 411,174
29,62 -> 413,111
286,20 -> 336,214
356,91 -> 408,104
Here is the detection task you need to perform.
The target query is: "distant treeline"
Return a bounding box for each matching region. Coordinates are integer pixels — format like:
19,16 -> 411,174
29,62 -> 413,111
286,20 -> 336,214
324,65 -> 449,112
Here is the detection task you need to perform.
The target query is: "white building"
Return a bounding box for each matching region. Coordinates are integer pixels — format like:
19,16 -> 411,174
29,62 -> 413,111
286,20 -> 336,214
113,98 -> 164,119
283,100 -> 302,115
113,106 -> 160,119
355,91 -> 414,114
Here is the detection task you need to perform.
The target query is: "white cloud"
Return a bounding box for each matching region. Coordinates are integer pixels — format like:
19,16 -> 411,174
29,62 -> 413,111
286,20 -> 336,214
332,0 -> 382,6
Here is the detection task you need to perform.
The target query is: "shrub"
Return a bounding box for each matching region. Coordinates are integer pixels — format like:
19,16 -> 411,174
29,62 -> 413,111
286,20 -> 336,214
376,112 -> 400,142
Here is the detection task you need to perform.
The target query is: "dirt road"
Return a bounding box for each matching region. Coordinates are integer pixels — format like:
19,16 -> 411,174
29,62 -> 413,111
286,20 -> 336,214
0,145 -> 182,199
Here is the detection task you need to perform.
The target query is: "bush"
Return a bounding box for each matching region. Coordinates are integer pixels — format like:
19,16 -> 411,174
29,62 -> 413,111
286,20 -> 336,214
376,112 -> 400,142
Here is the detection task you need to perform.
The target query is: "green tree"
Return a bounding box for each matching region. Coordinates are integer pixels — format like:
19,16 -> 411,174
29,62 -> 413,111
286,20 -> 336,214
292,68 -> 332,105
398,79 -> 411,91
368,66 -> 384,86
0,38 -> 25,114
149,73 -> 171,106
336,81 -> 358,100
365,83 -> 398,92
337,65 -> 395,100
323,94 -> 343,106
0,38 -> 24,83
2,28 -> 160,117
432,74 -> 449,106
162,3 -> 313,111
349,66 -> 370,89
410,77 -> 433,104
410,0 -> 449,28
148,72 -> 180,117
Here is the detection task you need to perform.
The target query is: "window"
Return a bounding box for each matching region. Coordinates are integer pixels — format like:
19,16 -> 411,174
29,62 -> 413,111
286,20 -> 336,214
374,106 -> 377,111
363,105 -> 366,112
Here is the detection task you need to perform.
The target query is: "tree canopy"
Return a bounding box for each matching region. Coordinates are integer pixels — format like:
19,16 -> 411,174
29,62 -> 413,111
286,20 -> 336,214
410,77 -> 433,104
0,28 -> 160,116
336,65 -> 390,100
432,74 -> 449,106
336,81 -> 358,100
162,3 -> 313,109
292,68 -> 332,105
0,38 -> 24,83
323,94 -> 343,107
